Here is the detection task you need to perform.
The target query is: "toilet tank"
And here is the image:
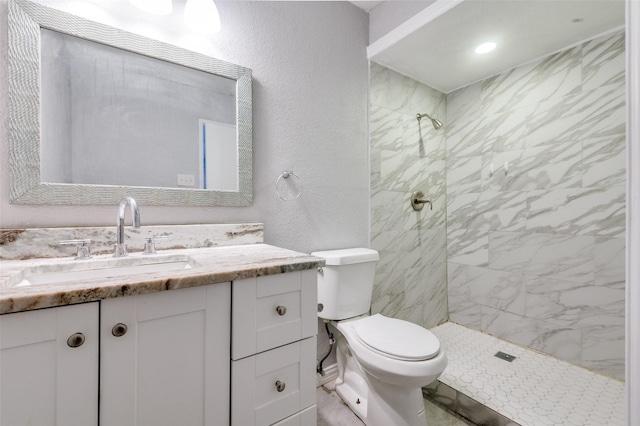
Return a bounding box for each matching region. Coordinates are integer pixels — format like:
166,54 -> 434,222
311,248 -> 379,320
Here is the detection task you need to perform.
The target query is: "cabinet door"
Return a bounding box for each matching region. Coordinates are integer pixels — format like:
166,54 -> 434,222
0,303 -> 99,426
100,283 -> 230,426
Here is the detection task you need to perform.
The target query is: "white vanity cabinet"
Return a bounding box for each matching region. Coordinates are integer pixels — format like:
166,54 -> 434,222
0,302 -> 100,426
231,270 -> 317,425
0,267 -> 317,426
100,283 -> 231,426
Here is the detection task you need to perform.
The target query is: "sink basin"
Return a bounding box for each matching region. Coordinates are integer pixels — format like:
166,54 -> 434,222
11,255 -> 196,288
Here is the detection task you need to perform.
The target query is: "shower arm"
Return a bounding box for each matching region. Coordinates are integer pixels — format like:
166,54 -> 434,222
416,113 -> 443,130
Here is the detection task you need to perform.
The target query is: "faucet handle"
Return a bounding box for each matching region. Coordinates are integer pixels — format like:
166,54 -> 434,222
143,235 -> 169,255
59,239 -> 92,260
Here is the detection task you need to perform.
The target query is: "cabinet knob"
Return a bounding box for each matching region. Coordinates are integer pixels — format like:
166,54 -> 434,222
275,380 -> 286,392
276,306 -> 287,316
67,332 -> 85,348
112,323 -> 128,337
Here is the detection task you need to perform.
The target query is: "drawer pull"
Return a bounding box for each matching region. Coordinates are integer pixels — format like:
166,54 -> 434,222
67,332 -> 85,348
276,305 -> 287,316
112,323 -> 128,337
275,380 -> 286,392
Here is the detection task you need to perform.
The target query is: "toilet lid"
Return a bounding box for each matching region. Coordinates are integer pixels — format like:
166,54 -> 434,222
354,314 -> 440,361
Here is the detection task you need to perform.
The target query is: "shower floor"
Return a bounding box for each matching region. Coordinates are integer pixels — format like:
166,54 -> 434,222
426,322 -> 626,426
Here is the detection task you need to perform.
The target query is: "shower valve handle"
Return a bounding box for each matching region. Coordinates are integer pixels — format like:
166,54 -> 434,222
411,191 -> 433,211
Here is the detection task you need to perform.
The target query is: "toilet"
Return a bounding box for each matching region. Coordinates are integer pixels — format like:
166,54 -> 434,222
312,248 -> 447,426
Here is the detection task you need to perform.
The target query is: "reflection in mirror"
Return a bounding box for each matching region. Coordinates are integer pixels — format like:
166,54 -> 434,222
9,0 -> 252,206
41,29 -> 237,191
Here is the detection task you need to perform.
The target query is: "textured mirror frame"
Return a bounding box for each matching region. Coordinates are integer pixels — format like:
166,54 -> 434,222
8,0 -> 253,206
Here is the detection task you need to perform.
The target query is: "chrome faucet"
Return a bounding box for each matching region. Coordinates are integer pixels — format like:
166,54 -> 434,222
114,196 -> 140,257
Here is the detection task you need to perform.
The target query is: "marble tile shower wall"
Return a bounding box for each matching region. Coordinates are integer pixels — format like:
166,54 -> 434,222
369,63 -> 449,329
446,30 -> 626,380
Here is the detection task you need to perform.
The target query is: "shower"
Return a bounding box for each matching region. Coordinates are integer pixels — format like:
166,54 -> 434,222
416,113 -> 443,130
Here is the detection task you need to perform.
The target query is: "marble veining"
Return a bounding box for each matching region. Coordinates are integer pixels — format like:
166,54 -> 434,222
447,191 -> 527,232
481,45 -> 582,117
581,30 -> 626,91
0,223 -> 264,260
488,232 -> 596,283
445,108 -> 527,159
369,61 -> 448,331
525,82 -> 625,148
582,134 -> 626,188
526,187 -> 625,237
481,141 -> 584,192
0,243 -> 323,315
446,29 -> 626,379
370,105 -> 404,151
446,229 -> 489,267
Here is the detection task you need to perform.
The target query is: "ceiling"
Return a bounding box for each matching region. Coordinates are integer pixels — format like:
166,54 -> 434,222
349,1 -> 384,12
366,0 -> 625,93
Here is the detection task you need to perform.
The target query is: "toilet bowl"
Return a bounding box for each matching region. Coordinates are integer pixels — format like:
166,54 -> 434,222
312,248 -> 447,426
332,314 -> 447,426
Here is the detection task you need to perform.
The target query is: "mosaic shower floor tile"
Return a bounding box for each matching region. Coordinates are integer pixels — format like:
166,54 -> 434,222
429,322 -> 626,426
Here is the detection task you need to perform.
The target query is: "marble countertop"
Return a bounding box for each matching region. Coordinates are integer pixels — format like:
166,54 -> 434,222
0,244 -> 324,314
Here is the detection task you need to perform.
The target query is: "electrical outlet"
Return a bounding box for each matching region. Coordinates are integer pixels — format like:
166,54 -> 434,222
177,174 -> 195,187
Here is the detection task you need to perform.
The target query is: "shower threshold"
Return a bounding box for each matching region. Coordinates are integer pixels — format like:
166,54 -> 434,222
424,322 -> 625,426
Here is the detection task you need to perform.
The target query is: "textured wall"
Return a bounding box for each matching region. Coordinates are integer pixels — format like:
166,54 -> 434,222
369,62 -> 448,329
0,0 -> 370,256
446,30 -> 626,379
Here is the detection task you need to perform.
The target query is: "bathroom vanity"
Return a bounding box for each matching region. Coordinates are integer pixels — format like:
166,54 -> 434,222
0,241 -> 322,426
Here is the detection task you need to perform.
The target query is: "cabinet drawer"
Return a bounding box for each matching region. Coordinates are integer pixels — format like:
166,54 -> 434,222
231,337 -> 316,426
271,405 -> 316,426
232,270 -> 316,360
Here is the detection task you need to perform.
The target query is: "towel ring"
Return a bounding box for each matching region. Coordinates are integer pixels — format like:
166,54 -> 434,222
276,171 -> 302,201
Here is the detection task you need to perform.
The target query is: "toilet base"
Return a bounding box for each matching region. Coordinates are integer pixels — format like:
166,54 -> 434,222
335,337 -> 429,426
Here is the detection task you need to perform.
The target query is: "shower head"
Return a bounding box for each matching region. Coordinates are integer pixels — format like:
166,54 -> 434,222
416,113 -> 443,130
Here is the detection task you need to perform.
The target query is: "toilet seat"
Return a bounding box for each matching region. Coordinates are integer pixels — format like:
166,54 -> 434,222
354,314 -> 440,361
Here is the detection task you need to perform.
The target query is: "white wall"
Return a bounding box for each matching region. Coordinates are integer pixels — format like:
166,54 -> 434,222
0,0 -> 370,255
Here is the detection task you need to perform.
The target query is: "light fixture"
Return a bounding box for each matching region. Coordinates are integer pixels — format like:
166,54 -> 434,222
129,0 -> 172,15
184,0 -> 221,34
475,42 -> 496,55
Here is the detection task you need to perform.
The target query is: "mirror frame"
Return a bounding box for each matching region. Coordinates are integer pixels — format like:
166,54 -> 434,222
8,0 -> 253,206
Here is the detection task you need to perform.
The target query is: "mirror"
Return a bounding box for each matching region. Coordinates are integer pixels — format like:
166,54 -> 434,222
8,0 -> 253,206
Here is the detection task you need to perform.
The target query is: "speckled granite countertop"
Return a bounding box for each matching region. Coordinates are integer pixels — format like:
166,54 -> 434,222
0,244 -> 324,314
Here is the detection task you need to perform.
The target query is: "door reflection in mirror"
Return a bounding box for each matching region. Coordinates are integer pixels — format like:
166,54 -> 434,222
199,119 -> 238,191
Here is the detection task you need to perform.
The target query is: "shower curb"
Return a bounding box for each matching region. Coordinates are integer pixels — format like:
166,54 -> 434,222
423,380 -> 520,426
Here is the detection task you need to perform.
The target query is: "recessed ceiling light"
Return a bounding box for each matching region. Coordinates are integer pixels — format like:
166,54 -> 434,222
475,42 -> 496,54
